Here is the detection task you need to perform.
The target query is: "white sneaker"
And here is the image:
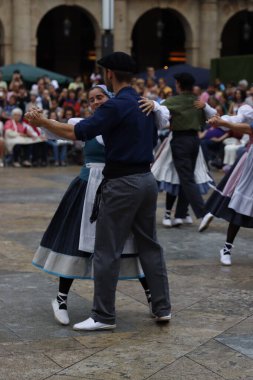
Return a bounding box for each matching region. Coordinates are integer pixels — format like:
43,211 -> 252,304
173,218 -> 183,227
199,212 -> 213,232
220,248 -> 232,266
0,159 -> 4,168
73,317 -> 116,331
13,162 -> 21,168
155,313 -> 172,322
51,299 -> 70,325
162,213 -> 172,227
183,215 -> 193,224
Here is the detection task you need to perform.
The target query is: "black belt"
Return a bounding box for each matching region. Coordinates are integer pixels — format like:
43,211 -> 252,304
103,162 -> 150,179
172,130 -> 198,136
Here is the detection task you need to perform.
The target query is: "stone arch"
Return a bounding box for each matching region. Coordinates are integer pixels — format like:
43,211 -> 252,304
131,7 -> 193,71
32,2 -> 101,76
220,9 -> 253,56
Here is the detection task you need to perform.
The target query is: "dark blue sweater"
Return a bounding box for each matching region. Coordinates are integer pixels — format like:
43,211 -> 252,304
74,87 -> 157,172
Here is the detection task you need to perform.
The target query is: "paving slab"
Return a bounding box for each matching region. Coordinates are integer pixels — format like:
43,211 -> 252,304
1,166 -> 253,379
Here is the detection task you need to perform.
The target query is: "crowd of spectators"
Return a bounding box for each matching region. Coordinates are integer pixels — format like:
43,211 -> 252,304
0,65 -> 253,171
0,70 -> 96,168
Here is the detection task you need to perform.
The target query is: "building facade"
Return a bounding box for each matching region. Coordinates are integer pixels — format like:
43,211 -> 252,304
0,0 -> 253,75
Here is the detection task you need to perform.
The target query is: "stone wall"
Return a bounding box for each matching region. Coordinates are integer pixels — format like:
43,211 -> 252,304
0,0 -> 252,69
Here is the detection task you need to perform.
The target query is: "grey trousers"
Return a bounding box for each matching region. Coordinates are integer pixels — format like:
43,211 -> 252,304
91,172 -> 171,324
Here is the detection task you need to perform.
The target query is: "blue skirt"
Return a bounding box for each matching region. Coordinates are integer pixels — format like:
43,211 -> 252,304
32,176 -> 143,279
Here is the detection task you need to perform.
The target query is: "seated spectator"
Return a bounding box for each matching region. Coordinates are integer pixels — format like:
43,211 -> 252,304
199,124 -> 229,169
26,90 -> 40,112
49,98 -> 63,120
90,66 -> 102,86
228,88 -> 246,115
0,89 -> 7,116
245,85 -> 253,107
31,77 -> 45,97
22,119 -> 47,167
68,75 -> 84,91
7,80 -> 21,101
46,110 -> 69,167
79,99 -> 91,118
37,89 -> 52,114
2,94 -> 18,120
199,85 -> 216,103
217,92 -> 229,114
146,66 -> 157,83
158,78 -> 172,99
145,78 -> 158,99
134,78 -> 145,96
214,77 -> 225,92
207,96 -> 224,116
58,88 -> 68,107
223,132 -> 249,168
8,70 -> 24,91
62,90 -> 80,116
77,88 -> 87,102
17,85 -> 29,115
225,81 -> 237,101
48,83 -> 58,99
237,79 -> 248,92
193,86 -> 202,97
0,120 -> 4,167
4,108 -> 35,167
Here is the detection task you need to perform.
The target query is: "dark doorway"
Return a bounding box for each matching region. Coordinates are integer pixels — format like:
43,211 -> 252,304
132,8 -> 186,72
221,10 -> 253,56
37,5 -> 96,77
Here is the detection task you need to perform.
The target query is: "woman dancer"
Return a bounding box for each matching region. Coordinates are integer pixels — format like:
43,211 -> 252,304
203,113 -> 253,266
32,85 -> 170,325
199,104 -> 253,233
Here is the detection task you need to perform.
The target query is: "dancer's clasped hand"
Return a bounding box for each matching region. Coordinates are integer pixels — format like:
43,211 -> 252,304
207,115 -> 227,127
25,107 -> 45,126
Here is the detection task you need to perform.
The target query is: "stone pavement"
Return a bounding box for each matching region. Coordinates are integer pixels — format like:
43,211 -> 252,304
0,166 -> 253,380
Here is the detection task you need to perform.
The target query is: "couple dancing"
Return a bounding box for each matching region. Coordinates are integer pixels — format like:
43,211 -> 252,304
27,52 -> 171,331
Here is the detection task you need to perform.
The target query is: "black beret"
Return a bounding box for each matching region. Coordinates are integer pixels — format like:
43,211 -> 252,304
97,52 -> 136,73
173,72 -> 195,86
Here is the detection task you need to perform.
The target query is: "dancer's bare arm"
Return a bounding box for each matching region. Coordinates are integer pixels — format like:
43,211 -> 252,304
25,108 -> 76,140
208,115 -> 252,134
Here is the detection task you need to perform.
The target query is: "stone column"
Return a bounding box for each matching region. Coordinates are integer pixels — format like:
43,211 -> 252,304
114,0 -> 130,53
199,0 -> 219,68
186,43 -> 200,67
12,0 -> 32,64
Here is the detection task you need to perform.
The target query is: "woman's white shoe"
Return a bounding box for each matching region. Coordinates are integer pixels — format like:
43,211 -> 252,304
220,248 -> 232,266
51,299 -> 70,325
199,212 -> 213,232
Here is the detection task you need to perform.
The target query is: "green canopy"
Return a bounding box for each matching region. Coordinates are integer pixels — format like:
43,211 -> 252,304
0,62 -> 73,85
211,55 -> 253,85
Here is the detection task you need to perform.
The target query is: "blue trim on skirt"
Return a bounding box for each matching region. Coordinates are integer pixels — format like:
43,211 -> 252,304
32,261 -> 144,280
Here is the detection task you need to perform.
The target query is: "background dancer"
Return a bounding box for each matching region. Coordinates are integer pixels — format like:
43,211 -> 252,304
199,104 -> 253,232
204,114 -> 253,266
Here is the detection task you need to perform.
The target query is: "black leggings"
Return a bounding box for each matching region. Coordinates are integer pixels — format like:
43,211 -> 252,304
226,222 -> 240,244
59,276 -> 150,294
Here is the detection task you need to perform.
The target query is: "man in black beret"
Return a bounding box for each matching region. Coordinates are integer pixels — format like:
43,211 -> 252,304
25,51 -> 171,331
97,51 -> 136,73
